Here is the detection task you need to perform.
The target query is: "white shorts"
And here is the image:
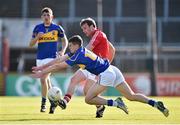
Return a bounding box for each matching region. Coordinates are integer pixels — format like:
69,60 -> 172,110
36,58 -> 54,66
98,65 -> 125,87
79,69 -> 97,82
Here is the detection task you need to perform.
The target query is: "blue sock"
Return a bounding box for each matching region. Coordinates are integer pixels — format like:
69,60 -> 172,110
41,97 -> 46,105
107,99 -> 113,106
148,100 -> 155,107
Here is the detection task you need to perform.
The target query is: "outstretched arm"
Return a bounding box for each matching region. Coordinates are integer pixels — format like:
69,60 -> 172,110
32,54 -> 69,71
31,62 -> 68,78
31,54 -> 69,78
45,61 -> 68,74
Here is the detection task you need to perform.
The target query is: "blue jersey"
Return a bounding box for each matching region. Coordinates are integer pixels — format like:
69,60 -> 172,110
65,47 -> 110,75
32,23 -> 65,59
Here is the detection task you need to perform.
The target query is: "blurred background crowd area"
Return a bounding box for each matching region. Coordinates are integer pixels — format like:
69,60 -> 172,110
0,0 -> 180,96
0,0 -> 179,73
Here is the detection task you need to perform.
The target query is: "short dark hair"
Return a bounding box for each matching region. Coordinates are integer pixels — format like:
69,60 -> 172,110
68,35 -> 83,47
41,7 -> 53,15
80,17 -> 96,28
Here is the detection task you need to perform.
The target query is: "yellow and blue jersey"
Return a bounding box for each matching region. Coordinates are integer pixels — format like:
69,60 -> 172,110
32,23 -> 65,59
66,47 -> 110,75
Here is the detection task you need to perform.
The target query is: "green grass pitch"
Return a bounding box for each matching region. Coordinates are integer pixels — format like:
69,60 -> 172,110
0,96 -> 180,125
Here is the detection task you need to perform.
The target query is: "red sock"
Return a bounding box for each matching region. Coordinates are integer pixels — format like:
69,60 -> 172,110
63,94 -> 72,104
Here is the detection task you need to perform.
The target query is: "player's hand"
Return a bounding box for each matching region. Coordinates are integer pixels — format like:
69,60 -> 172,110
32,66 -> 43,72
29,72 -> 44,78
29,32 -> 44,47
36,32 -> 44,39
56,51 -> 64,58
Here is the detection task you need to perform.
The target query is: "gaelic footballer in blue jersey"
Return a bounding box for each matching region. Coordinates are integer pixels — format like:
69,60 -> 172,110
66,47 -> 109,75
32,23 -> 65,59
31,35 -> 169,117
29,7 -> 68,114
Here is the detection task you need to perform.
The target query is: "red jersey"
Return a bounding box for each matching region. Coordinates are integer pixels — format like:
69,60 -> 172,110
89,29 -> 110,59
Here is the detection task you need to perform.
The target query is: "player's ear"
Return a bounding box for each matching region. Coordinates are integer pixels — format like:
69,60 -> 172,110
41,15 -> 43,19
51,15 -> 54,19
90,25 -> 94,31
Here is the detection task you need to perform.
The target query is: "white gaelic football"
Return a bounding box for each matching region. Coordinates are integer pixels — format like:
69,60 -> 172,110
48,87 -> 62,101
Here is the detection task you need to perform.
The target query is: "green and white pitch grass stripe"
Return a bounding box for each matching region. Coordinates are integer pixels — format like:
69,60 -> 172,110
0,97 -> 180,125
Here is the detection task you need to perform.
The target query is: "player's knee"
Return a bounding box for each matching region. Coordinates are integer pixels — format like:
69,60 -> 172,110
85,97 -> 90,104
127,97 -> 135,101
126,93 -> 136,101
85,96 -> 92,104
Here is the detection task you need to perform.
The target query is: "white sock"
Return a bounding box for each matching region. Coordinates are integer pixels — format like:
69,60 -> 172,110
63,99 -> 67,104
113,101 -> 118,107
97,105 -> 103,111
154,102 -> 158,108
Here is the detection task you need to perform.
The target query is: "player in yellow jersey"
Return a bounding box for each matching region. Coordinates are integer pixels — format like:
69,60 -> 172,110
29,7 -> 68,114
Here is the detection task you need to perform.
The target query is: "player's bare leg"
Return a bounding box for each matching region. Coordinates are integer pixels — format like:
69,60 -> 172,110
116,81 -> 150,103
85,83 -> 107,105
84,79 -> 106,118
47,75 -> 52,89
40,74 -> 49,112
45,73 -> 57,114
85,83 -> 128,114
58,70 -> 106,117
58,70 -> 86,109
67,70 -> 86,95
116,81 -> 169,117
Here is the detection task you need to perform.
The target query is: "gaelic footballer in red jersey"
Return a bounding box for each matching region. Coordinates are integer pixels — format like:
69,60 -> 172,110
89,29 -> 110,59
80,18 -> 114,62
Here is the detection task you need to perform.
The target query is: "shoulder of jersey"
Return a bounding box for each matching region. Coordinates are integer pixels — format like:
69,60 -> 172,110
35,23 -> 44,28
97,30 -> 106,38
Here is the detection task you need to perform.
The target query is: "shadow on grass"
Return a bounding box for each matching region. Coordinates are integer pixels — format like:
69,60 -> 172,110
0,113 -> 124,122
